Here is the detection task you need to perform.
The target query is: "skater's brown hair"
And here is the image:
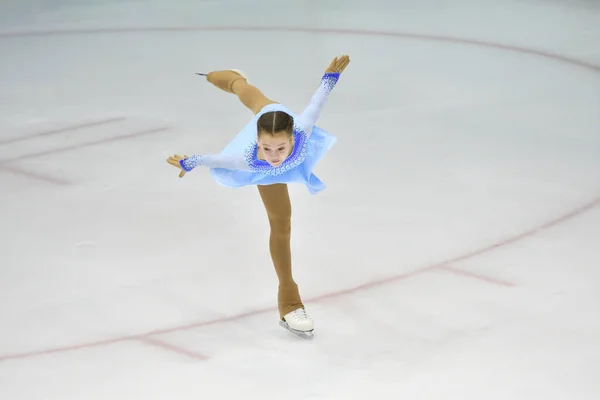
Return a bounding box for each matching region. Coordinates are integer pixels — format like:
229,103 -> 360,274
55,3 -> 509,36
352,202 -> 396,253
257,111 -> 294,137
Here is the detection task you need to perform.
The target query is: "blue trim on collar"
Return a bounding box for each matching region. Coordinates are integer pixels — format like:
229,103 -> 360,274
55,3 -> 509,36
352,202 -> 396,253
244,125 -> 308,176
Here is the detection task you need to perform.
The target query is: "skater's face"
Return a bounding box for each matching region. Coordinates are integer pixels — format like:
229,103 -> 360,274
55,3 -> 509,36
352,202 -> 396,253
258,131 -> 294,167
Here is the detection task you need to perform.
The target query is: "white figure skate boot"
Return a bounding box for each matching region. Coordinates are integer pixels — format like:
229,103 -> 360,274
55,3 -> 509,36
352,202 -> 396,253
279,308 -> 314,339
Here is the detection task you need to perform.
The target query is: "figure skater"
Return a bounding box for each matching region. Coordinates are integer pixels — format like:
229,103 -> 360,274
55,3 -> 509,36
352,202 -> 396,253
167,55 -> 350,338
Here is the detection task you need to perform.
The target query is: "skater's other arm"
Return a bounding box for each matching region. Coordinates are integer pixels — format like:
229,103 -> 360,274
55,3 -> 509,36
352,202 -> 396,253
297,72 -> 340,135
167,153 -> 249,177
179,153 -> 249,171
298,55 -> 350,135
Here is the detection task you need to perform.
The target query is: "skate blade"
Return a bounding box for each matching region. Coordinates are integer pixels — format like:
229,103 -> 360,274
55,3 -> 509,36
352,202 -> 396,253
279,320 -> 314,340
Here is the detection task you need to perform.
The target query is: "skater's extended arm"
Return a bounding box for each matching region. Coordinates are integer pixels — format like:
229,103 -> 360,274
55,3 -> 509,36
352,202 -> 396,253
298,55 -> 350,135
297,72 -> 340,135
167,153 -> 249,177
179,153 -> 249,171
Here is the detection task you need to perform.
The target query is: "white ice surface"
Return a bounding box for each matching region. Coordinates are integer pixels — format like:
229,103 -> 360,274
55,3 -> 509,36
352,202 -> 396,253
0,0 -> 599,399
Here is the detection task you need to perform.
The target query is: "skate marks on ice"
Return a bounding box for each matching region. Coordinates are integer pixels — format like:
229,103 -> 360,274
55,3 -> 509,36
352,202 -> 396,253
0,116 -> 173,186
0,117 -> 126,146
1,195 -> 599,363
0,25 -> 598,364
2,26 -> 600,74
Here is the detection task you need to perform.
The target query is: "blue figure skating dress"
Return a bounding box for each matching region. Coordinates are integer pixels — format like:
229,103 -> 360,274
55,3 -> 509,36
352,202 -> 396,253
179,72 -> 340,195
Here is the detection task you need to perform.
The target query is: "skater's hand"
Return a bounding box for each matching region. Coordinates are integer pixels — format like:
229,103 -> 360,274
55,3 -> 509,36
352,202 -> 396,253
167,154 -> 189,178
325,55 -> 350,74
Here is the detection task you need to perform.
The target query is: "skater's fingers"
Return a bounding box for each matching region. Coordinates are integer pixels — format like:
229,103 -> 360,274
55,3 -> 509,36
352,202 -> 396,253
326,55 -> 349,73
339,58 -> 350,72
167,157 -> 181,167
179,170 -> 186,178
325,57 -> 338,71
337,55 -> 349,69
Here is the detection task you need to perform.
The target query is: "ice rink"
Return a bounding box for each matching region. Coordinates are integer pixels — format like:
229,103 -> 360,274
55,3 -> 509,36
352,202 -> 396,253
1,0 -> 599,398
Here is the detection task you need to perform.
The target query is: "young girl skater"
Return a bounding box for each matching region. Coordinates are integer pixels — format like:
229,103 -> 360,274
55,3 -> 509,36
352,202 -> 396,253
167,55 -> 350,338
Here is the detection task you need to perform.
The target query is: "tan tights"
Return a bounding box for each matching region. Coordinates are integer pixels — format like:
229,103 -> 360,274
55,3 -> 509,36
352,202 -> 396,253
257,183 -> 304,319
203,70 -> 304,318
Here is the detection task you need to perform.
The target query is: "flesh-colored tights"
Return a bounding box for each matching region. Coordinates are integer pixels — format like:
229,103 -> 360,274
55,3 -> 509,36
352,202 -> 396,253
204,70 -> 304,319
258,183 -> 304,318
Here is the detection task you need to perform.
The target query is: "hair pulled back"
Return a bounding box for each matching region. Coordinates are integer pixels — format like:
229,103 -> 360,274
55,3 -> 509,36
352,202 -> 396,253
257,111 -> 294,136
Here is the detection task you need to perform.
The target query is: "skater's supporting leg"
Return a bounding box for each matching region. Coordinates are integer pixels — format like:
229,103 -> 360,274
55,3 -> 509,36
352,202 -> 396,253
257,183 -> 304,318
206,70 -> 276,114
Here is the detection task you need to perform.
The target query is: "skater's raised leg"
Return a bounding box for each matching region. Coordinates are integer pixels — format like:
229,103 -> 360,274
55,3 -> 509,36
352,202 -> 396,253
257,183 -> 314,332
205,70 -> 276,114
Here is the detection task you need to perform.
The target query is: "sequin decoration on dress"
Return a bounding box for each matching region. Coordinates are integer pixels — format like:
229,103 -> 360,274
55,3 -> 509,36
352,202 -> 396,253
178,72 -> 341,194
